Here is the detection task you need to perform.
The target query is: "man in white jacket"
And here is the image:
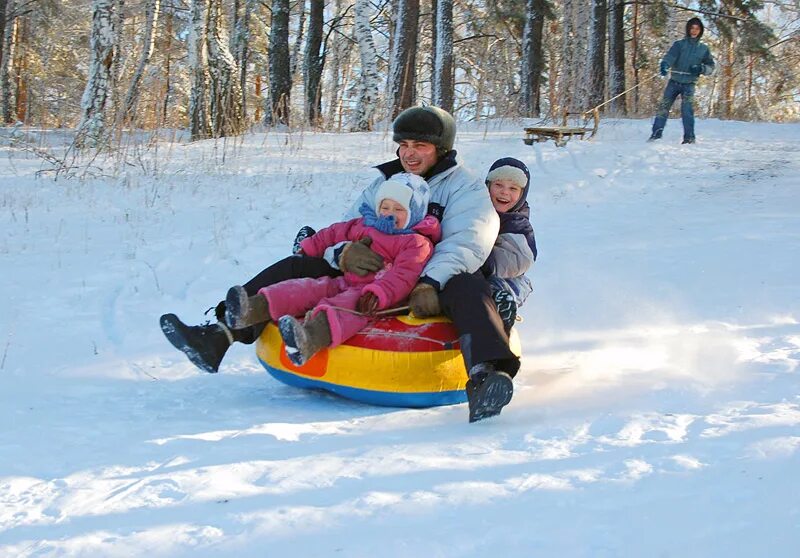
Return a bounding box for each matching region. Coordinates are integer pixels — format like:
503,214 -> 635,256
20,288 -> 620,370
161,106 -> 519,423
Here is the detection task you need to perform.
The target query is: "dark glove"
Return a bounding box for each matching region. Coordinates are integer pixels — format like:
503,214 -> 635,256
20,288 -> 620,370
356,292 -> 379,316
339,237 -> 383,276
690,64 -> 703,76
659,61 -> 669,77
409,283 -> 441,318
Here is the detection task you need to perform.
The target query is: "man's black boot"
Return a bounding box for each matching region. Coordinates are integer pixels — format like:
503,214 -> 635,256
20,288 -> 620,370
160,313 -> 233,373
466,362 -> 514,423
648,130 -> 663,142
682,137 -> 695,144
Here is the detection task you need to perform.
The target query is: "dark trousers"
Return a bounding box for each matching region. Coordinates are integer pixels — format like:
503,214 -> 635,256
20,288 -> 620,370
652,79 -> 696,140
440,272 -> 521,377
226,255 -> 339,344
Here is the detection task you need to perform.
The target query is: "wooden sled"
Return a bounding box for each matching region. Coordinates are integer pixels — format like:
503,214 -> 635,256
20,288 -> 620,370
523,108 -> 600,147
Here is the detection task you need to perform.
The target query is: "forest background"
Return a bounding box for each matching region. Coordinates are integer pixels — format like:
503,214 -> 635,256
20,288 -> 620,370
0,0 -> 797,150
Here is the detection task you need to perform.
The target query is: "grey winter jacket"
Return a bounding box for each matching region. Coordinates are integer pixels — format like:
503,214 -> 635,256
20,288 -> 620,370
485,232 -> 535,306
662,37 -> 715,84
345,155 -> 499,290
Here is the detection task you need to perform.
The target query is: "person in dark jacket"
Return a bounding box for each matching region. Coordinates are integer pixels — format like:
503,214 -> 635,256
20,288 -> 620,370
480,158 -> 537,334
160,106 -> 521,423
649,17 -> 715,144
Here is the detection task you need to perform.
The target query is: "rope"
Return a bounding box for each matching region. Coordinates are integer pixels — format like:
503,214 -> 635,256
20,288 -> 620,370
352,329 -> 457,349
322,304 -> 459,348
587,73 -> 661,113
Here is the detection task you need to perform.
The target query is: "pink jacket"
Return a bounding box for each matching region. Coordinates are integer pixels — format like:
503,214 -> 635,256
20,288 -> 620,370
299,215 -> 442,310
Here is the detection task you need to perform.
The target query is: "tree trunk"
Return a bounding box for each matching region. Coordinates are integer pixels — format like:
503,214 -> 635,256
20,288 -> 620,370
76,0 -> 117,147
289,0 -> 305,78
432,0 -> 453,112
1,0 -> 17,123
586,0 -> 606,111
631,0 -> 639,113
351,0 -> 380,131
324,0 -> 344,127
231,0 -> 253,120
188,0 -> 210,140
269,0 -> 291,125
123,0 -> 160,124
387,0 -> 419,118
206,0 -> 244,136
304,0 -> 323,126
0,0 -> 6,74
13,11 -> 24,121
161,7 -> 173,124
719,37 -> 735,119
557,0 -> 575,114
607,0 -> 625,115
519,0 -> 545,117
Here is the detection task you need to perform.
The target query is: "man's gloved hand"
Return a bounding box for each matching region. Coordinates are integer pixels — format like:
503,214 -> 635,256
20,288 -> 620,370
356,292 -> 379,316
339,237 -> 383,276
690,64 -> 703,76
409,282 -> 441,318
659,61 -> 669,77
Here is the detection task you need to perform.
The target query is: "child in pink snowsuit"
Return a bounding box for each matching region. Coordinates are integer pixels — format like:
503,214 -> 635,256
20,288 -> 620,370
224,173 -> 441,366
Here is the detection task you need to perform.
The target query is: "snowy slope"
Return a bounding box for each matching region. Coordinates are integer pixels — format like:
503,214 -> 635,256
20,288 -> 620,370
1,118 -> 799,557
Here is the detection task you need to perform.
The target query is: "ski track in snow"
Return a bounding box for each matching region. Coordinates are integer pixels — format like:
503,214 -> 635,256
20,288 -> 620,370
1,119 -> 799,556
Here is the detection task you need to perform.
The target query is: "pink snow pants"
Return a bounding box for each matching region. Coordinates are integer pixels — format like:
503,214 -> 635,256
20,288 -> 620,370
259,276 -> 369,347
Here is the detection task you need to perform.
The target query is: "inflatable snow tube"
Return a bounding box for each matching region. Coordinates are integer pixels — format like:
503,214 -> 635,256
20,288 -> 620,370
256,314 -> 521,408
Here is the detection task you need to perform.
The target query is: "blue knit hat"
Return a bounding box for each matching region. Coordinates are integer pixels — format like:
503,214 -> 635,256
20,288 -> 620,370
374,172 -> 430,230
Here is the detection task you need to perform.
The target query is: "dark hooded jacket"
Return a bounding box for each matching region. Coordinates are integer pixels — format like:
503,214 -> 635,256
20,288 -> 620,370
661,18 -> 715,84
480,157 -> 537,306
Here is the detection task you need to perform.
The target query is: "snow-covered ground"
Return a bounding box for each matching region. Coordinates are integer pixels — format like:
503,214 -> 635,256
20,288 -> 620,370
1,118 -> 799,557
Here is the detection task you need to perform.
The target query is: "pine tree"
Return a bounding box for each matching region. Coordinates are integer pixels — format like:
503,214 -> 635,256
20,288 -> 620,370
607,0 -> 626,115
269,0 -> 290,125
387,0 -> 419,118
304,0 -> 323,126
432,0 -> 453,112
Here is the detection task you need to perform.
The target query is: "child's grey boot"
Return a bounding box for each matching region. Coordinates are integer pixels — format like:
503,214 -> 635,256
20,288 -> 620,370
225,285 -> 271,329
278,311 -> 332,366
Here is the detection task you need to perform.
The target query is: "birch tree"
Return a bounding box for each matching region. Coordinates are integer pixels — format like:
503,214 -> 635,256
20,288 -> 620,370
269,0 -> 290,125
431,0 -> 453,112
188,0 -> 210,140
231,0 -> 253,119
206,0 -> 244,136
387,0 -> 419,118
123,0 -> 159,124
351,0 -> 380,131
304,0 -> 323,126
75,0 -> 117,147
